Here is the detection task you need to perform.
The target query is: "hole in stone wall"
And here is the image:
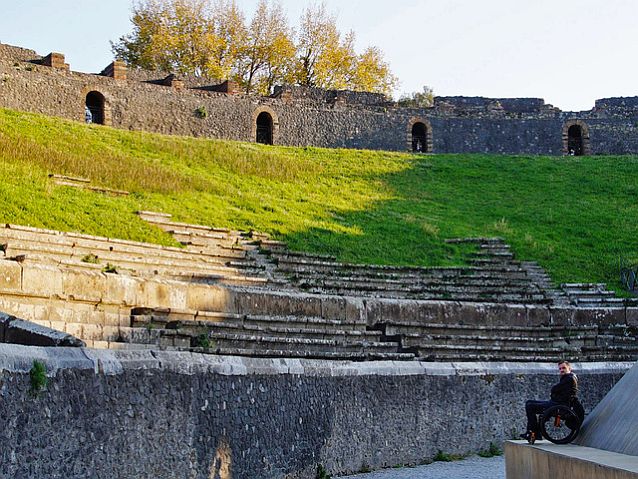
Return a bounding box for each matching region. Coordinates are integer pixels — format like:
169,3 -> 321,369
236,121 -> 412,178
411,122 -> 428,152
256,112 -> 273,145
85,91 -> 105,125
567,125 -> 584,156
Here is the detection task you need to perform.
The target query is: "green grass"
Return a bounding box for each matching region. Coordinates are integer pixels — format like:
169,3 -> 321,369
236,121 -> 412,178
1,107 -> 637,291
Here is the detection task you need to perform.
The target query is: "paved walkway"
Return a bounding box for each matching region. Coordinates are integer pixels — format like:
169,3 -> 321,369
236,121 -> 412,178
337,455 -> 505,479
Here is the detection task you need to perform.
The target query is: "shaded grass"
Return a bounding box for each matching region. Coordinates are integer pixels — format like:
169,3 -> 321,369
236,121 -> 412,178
1,107 -> 637,290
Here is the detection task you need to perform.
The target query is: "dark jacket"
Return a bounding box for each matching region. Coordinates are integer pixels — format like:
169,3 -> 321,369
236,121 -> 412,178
550,372 -> 578,405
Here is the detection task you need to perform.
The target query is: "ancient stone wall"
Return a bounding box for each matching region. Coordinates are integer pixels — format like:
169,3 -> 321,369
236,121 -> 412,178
2,42 -> 638,155
0,344 -> 629,478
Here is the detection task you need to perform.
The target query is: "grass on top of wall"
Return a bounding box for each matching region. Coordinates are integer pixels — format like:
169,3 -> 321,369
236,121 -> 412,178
0,107 -> 637,290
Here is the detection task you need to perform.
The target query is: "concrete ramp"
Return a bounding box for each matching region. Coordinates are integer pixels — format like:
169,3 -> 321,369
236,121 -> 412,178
575,361 -> 638,455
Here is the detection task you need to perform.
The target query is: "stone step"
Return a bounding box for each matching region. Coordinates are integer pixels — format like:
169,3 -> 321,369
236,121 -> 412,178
401,333 -> 597,349
0,223 -> 246,261
415,343 -> 579,361
385,322 -> 598,338
6,244 -> 261,277
0,225 -> 255,267
191,347 -> 416,361
161,319 -> 383,342
131,309 -> 368,332
204,331 -> 402,353
293,282 -> 551,303
289,275 -> 542,292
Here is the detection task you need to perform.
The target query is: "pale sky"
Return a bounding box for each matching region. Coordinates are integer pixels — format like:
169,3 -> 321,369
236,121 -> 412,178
1,0 -> 637,111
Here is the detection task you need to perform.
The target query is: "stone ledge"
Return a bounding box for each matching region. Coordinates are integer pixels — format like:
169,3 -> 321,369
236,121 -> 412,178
0,343 -> 631,379
0,312 -> 85,347
505,441 -> 638,478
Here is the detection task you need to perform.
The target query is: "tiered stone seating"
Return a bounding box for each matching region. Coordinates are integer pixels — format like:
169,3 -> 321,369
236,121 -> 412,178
383,322 -> 600,361
561,283 -> 638,308
0,223 -> 269,285
263,238 -> 558,304
0,214 -> 635,362
122,307 -> 415,360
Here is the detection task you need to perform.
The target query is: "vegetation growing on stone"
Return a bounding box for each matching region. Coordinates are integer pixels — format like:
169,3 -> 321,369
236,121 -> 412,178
29,360 -> 47,397
1,107 -> 637,291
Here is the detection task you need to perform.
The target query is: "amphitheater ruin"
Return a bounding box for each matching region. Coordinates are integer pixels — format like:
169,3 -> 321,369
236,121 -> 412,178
0,41 -> 637,478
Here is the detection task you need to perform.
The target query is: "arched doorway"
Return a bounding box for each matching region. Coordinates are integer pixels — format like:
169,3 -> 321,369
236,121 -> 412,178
412,122 -> 428,152
85,91 -> 105,125
562,120 -> 590,156
256,112 -> 273,145
567,125 -> 584,156
407,118 -> 433,153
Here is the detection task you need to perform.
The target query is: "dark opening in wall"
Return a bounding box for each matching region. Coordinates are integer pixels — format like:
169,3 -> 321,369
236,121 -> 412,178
85,91 -> 105,125
256,112 -> 273,145
412,122 -> 428,152
567,125 -> 584,156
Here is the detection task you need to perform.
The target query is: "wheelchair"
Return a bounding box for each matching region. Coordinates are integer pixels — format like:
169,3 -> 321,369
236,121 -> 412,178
527,399 -> 585,445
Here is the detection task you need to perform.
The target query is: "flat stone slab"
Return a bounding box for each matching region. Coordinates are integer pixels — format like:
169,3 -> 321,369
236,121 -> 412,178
505,441 -> 638,478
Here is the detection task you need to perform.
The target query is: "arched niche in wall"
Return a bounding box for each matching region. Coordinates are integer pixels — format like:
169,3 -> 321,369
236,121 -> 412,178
252,107 -> 279,145
562,120 -> 591,156
407,118 -> 433,153
82,88 -> 112,126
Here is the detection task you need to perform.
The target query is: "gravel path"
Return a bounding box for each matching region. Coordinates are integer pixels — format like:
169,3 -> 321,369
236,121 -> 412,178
337,455 -> 505,479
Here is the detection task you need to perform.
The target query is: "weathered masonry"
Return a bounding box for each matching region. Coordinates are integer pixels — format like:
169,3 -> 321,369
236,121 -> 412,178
2,42 -> 638,155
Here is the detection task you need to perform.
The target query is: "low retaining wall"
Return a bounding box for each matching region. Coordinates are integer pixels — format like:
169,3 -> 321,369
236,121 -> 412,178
505,442 -> 638,479
0,344 -> 629,478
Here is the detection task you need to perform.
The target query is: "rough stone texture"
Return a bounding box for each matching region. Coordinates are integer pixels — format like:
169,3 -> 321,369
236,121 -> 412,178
0,344 -> 629,478
2,42 -> 638,154
0,312 -> 84,347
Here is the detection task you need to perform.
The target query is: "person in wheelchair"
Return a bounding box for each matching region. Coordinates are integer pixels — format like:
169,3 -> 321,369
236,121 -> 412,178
521,360 -> 581,442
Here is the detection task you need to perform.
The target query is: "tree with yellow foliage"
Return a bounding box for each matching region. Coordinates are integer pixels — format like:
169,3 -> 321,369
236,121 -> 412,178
112,0 -> 397,96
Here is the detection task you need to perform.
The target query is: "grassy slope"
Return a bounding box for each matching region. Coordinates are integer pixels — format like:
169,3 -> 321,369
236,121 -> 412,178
0,107 -> 636,289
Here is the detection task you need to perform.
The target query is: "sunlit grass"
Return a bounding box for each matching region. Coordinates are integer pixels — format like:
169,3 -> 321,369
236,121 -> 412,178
1,107 -> 637,290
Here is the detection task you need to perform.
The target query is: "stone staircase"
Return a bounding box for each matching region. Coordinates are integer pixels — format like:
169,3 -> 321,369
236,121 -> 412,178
121,307 -> 415,360
380,322 -> 638,361
0,223 -> 269,286
561,283 -> 638,308
262,238 -> 558,304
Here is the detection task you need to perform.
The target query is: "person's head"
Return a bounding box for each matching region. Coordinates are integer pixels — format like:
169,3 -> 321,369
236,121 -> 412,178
558,360 -> 572,376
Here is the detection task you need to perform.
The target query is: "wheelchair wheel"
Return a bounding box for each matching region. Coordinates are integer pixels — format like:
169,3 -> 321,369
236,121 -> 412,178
540,405 -> 581,444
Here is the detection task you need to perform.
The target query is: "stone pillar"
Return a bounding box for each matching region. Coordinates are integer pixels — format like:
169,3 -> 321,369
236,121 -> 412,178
100,61 -> 127,80
42,52 -> 69,71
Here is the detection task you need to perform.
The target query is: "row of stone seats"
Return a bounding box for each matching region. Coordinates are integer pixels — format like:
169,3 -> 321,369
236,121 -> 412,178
262,238 -> 559,304
0,223 -> 269,286
560,283 -> 638,308
382,322 -> 638,361
121,307 -> 415,361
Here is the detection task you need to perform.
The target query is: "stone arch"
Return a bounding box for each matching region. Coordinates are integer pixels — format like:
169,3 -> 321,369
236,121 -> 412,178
82,88 -> 112,126
251,107 -> 279,145
407,118 -> 433,153
562,120 -> 591,156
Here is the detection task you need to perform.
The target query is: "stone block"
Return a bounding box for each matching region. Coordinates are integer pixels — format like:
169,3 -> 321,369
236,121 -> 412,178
345,297 -> 365,324
6,318 -> 84,347
366,299 -> 401,327
548,306 -> 574,326
186,284 -> 233,312
321,296 -> 346,321
0,260 -> 22,292
573,308 -> 625,327
524,305 -> 551,327
21,263 -> 63,296
62,269 -> 105,302
103,274 -> 138,305
626,308 -> 638,327
416,301 -> 450,324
